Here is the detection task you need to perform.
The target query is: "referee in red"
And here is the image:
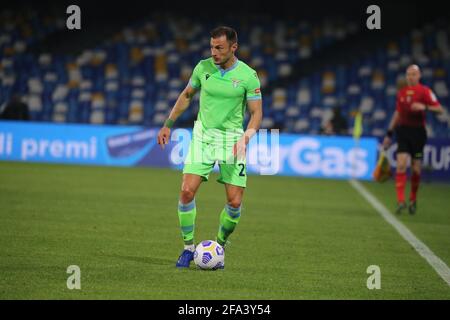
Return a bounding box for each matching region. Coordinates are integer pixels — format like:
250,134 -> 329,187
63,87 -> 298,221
383,64 -> 443,214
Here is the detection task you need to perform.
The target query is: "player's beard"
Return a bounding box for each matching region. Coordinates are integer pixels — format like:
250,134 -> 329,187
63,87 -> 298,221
214,54 -> 232,67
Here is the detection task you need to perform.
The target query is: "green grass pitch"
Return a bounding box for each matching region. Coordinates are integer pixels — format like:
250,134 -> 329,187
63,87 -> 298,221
0,161 -> 449,299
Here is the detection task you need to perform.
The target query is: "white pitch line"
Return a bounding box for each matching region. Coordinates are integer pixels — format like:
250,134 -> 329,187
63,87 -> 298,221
349,179 -> 450,287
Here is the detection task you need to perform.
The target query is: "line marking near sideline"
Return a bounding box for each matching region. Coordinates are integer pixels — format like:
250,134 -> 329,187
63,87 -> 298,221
349,179 -> 450,287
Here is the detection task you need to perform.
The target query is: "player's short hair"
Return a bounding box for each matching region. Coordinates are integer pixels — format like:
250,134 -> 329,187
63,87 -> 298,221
210,26 -> 238,44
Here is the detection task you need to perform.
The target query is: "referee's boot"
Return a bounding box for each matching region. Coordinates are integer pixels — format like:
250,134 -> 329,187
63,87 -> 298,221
176,249 -> 194,268
408,201 -> 417,215
395,202 -> 407,214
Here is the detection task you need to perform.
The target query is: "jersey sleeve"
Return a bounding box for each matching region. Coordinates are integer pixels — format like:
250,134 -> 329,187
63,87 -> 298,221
245,71 -> 262,101
188,62 -> 202,89
423,87 -> 440,107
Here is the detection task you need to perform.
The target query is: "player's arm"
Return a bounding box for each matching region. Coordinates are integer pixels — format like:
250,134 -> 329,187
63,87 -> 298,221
242,72 -> 263,144
243,98 -> 263,144
157,84 -> 198,149
411,88 -> 444,114
427,104 -> 444,114
382,111 -> 399,149
234,71 -> 263,159
166,84 -> 198,123
157,61 -> 202,149
234,98 -> 262,160
387,110 -> 399,133
411,102 -> 444,114
382,90 -> 403,149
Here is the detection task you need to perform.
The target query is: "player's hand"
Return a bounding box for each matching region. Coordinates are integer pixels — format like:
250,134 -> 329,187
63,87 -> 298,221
382,136 -> 391,150
233,136 -> 247,161
157,126 -> 171,149
411,102 -> 426,111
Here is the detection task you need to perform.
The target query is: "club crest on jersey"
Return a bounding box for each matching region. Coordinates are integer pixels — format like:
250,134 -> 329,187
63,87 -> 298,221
205,74 -> 210,80
231,79 -> 242,88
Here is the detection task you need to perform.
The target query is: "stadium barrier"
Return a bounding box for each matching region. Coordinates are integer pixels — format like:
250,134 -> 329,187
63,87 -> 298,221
1,120 -> 382,180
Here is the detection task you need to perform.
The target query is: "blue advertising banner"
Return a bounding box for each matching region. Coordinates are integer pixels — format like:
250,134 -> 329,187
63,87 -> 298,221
245,133 -> 377,180
0,121 -> 169,167
0,121 -> 378,180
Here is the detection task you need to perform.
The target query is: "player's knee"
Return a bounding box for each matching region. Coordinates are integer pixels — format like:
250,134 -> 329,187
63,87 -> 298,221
396,165 -> 407,173
396,161 -> 407,173
180,188 -> 196,204
227,199 -> 242,209
412,165 -> 421,175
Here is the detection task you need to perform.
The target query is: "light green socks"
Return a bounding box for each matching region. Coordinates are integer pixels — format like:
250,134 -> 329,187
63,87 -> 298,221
178,199 -> 196,245
217,204 -> 241,246
179,200 -> 241,247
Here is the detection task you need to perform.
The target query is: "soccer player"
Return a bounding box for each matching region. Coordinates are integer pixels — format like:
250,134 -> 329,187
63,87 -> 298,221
383,64 -> 443,214
157,26 -> 263,268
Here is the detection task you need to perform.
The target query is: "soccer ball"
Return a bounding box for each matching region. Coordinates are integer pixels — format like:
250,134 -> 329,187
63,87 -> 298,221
193,240 -> 225,270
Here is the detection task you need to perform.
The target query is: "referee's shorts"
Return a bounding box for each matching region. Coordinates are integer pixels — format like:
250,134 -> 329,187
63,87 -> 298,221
395,125 -> 427,160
